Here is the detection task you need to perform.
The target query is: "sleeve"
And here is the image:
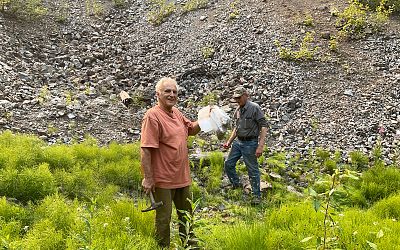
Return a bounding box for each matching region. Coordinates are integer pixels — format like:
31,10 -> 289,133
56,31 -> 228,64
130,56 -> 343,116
175,108 -> 194,135
183,115 -> 195,135
255,106 -> 268,128
140,113 -> 160,148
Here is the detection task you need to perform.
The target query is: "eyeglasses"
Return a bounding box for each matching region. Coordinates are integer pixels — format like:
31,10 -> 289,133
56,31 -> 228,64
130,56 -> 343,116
233,96 -> 241,100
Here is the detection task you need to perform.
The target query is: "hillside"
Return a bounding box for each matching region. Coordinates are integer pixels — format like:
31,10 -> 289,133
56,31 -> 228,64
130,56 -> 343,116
0,0 -> 399,159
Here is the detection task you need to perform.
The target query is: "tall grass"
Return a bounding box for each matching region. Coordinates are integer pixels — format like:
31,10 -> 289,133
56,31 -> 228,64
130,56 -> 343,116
352,165 -> 400,207
203,201 -> 400,249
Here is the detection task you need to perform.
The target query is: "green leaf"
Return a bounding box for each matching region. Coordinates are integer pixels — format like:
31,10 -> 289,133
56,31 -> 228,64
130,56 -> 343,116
309,187 -> 318,197
313,199 -> 321,212
300,236 -> 313,243
329,188 -> 335,196
367,240 -> 377,250
376,229 -> 384,238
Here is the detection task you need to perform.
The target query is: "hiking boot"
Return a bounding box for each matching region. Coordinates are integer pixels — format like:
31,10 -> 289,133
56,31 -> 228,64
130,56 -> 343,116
251,196 -> 261,206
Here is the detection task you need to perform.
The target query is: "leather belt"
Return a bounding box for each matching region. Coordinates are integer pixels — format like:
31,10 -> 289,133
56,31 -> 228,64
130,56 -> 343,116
237,136 -> 258,141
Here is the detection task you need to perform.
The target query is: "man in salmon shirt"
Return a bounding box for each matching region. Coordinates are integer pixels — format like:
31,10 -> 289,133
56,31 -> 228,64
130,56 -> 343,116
140,77 -> 201,248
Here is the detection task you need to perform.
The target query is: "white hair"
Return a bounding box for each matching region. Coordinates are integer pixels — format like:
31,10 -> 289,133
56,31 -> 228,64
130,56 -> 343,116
155,77 -> 179,93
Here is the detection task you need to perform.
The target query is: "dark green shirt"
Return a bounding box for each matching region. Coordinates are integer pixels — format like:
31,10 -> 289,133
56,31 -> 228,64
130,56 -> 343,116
234,100 -> 267,138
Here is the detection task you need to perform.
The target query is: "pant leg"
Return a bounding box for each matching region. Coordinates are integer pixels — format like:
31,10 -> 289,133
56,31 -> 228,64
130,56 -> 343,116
154,188 -> 173,248
241,140 -> 261,197
224,140 -> 243,187
172,186 -> 192,244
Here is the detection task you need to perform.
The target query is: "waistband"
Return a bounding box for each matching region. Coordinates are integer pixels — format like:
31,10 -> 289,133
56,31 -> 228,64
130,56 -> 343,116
237,136 -> 258,141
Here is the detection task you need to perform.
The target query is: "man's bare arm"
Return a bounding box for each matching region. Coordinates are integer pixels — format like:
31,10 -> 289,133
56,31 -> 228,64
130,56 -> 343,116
141,147 -> 155,193
223,127 -> 237,149
189,121 -> 201,136
256,127 -> 268,158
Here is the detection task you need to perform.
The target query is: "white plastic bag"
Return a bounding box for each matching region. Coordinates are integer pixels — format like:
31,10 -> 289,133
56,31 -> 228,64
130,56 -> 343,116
198,105 -> 230,138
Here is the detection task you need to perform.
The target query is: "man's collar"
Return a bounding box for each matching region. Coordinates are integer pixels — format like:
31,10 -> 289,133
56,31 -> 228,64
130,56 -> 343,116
240,100 -> 249,110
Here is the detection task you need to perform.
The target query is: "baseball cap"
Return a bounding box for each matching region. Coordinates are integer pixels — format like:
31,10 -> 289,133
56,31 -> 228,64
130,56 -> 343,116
232,86 -> 247,98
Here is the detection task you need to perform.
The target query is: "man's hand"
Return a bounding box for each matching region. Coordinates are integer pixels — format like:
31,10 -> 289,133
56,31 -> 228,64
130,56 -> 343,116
255,145 -> 264,158
142,177 -> 155,194
223,141 -> 231,149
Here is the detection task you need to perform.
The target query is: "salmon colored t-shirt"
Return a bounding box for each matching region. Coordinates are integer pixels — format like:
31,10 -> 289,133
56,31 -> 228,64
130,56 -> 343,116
140,105 -> 194,189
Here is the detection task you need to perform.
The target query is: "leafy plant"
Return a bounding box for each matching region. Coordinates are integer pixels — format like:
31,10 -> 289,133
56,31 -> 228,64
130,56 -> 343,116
335,0 -> 392,39
228,0 -> 240,19
303,13 -> 314,26
205,152 -> 224,192
329,36 -> 338,51
198,91 -> 217,106
0,163 -> 57,203
181,0 -> 208,13
85,0 -> 104,16
308,168 -> 359,249
274,32 -> 320,61
147,0 -> 176,25
0,0 -> 48,19
174,198 -> 201,249
38,85 -> 50,105
349,150 -> 369,170
200,46 -> 215,59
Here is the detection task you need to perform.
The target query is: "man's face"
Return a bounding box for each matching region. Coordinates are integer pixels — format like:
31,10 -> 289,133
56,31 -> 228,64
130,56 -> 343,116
234,94 -> 247,107
157,80 -> 178,110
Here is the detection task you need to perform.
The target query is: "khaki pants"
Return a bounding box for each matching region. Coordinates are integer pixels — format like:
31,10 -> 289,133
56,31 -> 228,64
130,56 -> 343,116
153,186 -> 192,248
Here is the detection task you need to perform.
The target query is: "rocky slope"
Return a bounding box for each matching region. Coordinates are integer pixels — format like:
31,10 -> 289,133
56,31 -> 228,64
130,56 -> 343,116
0,0 -> 399,161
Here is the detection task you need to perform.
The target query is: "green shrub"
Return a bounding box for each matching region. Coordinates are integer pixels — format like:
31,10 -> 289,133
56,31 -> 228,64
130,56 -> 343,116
336,208 -> 400,249
205,152 -> 224,192
181,0 -> 208,13
66,199 -> 158,250
200,46 -> 215,59
336,0 -> 368,37
349,150 -> 369,170
359,0 -> 400,12
356,166 -> 400,206
72,142 -> 101,166
98,158 -> 142,189
0,131 -> 44,170
335,0 -> 392,39
147,0 -> 176,25
191,181 -> 204,202
274,32 -> 320,61
0,197 -> 29,223
34,194 -> 78,234
371,194 -> 400,219
0,163 -> 56,203
42,145 -> 76,171
0,220 -> 23,247
0,0 -> 48,19
54,167 -> 98,200
21,219 -> 65,249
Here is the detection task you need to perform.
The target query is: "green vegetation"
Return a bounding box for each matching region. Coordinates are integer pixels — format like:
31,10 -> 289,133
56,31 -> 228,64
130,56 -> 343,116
302,13 -> 314,27
112,0 -> 126,8
85,0 -> 104,16
360,0 -> 400,12
147,0 -> 176,25
228,0 -> 240,20
335,0 -> 392,39
0,0 -> 47,19
198,91 -> 218,106
274,32 -> 320,61
200,46 -> 215,59
37,85 -> 50,105
1,131 -> 400,249
181,0 -> 208,13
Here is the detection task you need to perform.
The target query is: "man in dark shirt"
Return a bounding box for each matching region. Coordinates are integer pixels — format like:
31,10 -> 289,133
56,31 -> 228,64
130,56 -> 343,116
223,86 -> 268,205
